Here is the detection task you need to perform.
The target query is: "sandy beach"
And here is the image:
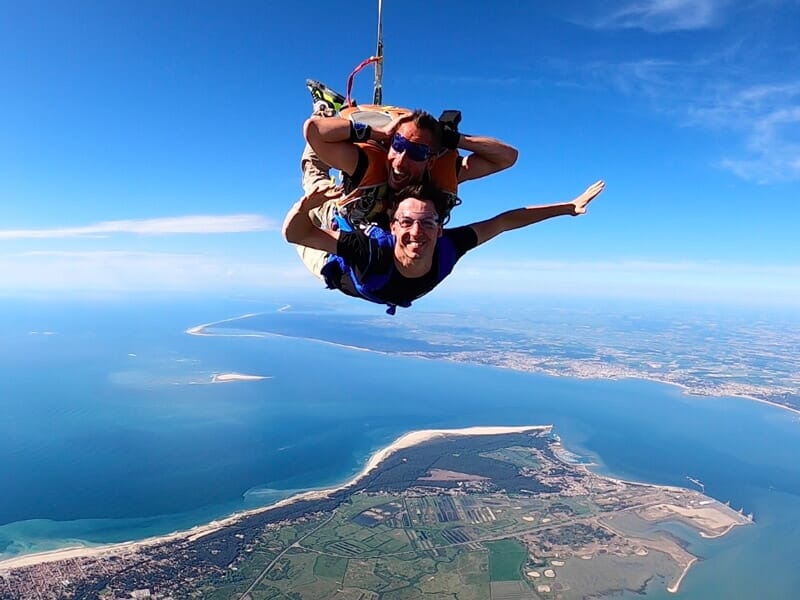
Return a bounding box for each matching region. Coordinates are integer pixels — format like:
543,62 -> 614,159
226,425 -> 551,514
0,425 -> 547,572
667,557 -> 698,594
211,372 -> 270,383
0,518 -> 235,572
186,314 -> 376,354
646,503 -> 750,538
184,312 -> 260,337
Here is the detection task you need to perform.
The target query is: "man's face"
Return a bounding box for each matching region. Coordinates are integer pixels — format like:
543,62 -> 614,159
386,122 -> 436,190
390,197 -> 442,263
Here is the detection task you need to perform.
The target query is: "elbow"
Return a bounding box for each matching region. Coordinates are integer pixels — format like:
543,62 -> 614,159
282,222 -> 295,244
282,212 -> 301,245
283,225 -> 304,246
303,117 -> 320,143
502,146 -> 519,170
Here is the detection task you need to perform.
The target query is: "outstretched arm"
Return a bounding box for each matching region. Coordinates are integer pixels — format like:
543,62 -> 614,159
282,186 -> 341,254
468,180 -> 605,246
456,134 -> 519,183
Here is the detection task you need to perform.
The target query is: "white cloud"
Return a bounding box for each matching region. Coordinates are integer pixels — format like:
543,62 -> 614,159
590,0 -> 727,32
0,214 -> 275,239
696,89 -> 800,182
687,83 -> 800,126
0,250 -> 311,293
551,0 -> 800,183
580,55 -> 800,182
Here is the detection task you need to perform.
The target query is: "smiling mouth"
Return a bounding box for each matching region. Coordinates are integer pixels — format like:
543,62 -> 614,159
390,169 -> 410,185
404,238 -> 427,251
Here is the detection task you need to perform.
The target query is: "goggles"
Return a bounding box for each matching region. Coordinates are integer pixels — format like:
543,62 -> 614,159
390,133 -> 432,162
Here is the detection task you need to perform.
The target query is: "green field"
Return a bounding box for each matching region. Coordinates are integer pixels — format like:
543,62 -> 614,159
177,430 -> 714,600
485,539 -> 527,581
313,554 -> 347,579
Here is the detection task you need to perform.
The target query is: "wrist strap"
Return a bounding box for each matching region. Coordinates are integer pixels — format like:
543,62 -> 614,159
349,122 -> 372,142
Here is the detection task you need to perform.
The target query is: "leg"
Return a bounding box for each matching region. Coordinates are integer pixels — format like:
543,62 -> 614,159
301,143 -> 343,228
302,79 -> 347,205
301,142 -> 336,197
295,244 -> 330,283
299,80 -> 348,229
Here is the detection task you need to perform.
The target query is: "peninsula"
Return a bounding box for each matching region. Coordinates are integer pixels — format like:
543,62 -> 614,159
0,426 -> 750,600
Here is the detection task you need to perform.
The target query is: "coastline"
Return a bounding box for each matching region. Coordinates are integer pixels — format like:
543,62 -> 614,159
187,318 -> 380,354
0,519 -> 235,572
187,315 -> 800,418
0,425 -> 546,572
571,464 -> 749,595
625,373 -> 800,419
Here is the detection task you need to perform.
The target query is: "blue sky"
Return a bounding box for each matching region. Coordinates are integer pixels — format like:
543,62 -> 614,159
1,0 -> 798,308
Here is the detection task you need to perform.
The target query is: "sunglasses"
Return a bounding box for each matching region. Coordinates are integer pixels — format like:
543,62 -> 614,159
390,133 -> 432,162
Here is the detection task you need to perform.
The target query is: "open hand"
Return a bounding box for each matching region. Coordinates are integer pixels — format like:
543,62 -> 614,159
303,181 -> 342,207
371,113 -> 414,145
571,180 -> 605,215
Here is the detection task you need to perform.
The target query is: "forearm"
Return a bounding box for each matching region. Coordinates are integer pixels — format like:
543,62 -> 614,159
304,116 -> 353,144
303,117 -> 361,175
471,202 -> 575,246
457,134 -> 519,180
469,180 -> 605,246
497,203 -> 574,231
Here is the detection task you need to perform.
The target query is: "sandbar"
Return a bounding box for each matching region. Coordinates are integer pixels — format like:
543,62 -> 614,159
667,557 -> 698,594
211,372 -> 270,383
185,312 -> 260,337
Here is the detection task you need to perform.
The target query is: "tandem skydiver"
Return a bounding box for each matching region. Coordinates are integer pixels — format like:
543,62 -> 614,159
301,80 -> 519,229
283,177 -> 606,314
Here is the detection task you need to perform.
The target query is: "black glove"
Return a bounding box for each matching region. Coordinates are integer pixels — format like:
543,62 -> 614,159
439,110 -> 462,150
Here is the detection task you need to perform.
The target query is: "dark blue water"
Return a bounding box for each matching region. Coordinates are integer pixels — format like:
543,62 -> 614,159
1,298 -> 799,598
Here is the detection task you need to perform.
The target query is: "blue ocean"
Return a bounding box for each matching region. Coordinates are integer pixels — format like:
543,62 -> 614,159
1,296 -> 799,599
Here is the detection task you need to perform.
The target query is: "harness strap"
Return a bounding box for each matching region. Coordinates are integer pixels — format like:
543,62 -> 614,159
345,56 -> 382,108
323,223 -> 462,316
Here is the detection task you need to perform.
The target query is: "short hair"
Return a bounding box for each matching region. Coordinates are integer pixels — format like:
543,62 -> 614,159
408,109 -> 441,153
391,181 -> 458,224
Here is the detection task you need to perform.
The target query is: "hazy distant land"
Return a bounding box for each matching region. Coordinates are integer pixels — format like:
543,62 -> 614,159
188,308 -> 800,415
0,426 -> 750,599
